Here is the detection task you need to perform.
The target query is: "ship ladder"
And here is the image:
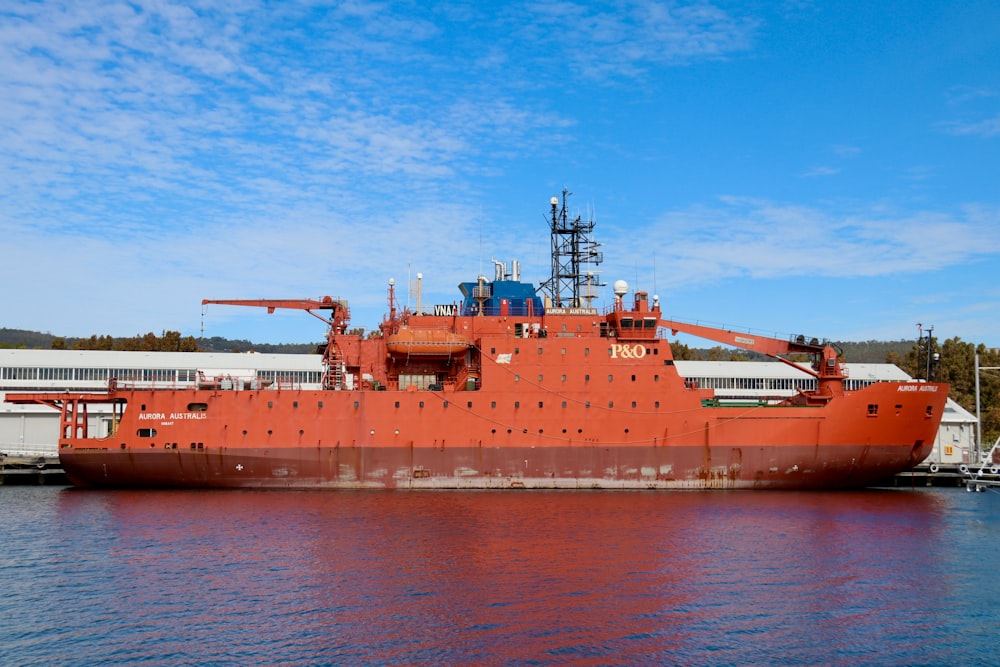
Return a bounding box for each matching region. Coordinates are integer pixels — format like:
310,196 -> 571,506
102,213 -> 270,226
324,348 -> 344,390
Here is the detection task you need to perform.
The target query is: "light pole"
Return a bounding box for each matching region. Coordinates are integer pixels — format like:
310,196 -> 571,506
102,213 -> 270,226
975,353 -> 1000,465
917,324 -> 937,381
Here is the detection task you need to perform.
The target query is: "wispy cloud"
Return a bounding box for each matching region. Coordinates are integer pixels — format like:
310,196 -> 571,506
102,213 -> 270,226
941,115 -> 1000,138
512,0 -> 757,79
625,197 -> 1000,288
801,166 -> 840,177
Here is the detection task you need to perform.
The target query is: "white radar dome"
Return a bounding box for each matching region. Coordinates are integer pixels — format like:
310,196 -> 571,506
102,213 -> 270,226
613,280 -> 628,296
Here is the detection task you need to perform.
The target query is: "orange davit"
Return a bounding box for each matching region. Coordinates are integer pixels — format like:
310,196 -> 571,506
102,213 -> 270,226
6,190 -> 949,490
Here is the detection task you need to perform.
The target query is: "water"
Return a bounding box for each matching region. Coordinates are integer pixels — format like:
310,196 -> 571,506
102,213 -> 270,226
2,486 -> 998,666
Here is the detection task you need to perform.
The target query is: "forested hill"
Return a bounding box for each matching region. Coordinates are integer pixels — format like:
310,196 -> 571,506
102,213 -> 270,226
1,327 -> 910,362
0,328 -> 319,354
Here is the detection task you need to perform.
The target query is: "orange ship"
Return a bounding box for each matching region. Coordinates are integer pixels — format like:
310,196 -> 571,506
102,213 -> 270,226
8,191 -> 948,489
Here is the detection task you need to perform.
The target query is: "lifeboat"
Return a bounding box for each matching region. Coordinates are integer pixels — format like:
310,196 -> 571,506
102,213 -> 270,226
386,328 -> 471,357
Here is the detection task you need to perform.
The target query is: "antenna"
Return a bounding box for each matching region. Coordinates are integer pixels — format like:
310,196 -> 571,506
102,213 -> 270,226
539,188 -> 605,308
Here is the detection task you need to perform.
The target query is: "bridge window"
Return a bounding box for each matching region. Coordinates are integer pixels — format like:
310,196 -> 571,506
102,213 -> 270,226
137,428 -> 157,438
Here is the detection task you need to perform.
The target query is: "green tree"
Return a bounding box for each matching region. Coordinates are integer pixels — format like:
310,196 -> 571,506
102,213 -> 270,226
669,341 -> 701,360
890,337 -> 1000,448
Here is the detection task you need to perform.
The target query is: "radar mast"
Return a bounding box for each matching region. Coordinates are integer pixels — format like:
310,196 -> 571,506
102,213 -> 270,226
540,188 -> 605,308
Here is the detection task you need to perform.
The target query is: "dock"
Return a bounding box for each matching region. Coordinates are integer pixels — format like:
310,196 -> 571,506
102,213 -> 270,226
0,453 -> 67,485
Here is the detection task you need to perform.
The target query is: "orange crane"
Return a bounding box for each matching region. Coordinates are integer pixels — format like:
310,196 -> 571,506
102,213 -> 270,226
201,296 -> 351,333
658,317 -> 847,399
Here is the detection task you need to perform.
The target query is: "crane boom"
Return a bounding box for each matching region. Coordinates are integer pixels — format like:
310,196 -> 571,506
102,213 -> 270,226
658,318 -> 825,357
659,317 -> 845,385
201,296 -> 350,332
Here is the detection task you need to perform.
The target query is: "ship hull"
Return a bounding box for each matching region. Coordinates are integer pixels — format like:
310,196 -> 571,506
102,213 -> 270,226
51,376 -> 946,490
59,441 -> 926,490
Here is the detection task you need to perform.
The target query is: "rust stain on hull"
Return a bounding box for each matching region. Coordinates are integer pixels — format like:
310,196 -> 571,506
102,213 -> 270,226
61,442 -> 926,491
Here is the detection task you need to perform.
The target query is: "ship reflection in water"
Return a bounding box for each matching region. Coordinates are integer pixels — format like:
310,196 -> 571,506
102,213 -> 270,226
3,488 -> 997,665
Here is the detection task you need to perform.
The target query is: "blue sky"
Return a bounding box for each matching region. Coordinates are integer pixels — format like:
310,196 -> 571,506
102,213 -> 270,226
3,1 -> 999,349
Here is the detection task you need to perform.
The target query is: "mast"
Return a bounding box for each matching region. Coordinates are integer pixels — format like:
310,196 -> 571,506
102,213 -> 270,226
540,188 -> 604,308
